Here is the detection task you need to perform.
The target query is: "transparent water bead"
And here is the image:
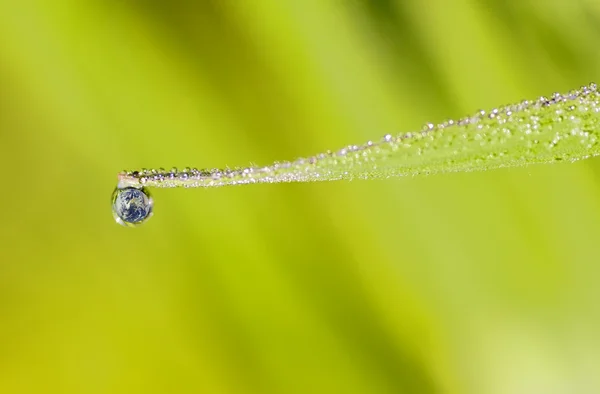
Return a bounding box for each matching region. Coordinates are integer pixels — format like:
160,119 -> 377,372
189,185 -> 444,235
111,187 -> 153,227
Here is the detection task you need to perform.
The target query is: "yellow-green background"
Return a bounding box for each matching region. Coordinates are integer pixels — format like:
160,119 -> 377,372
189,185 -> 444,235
1,1 -> 600,393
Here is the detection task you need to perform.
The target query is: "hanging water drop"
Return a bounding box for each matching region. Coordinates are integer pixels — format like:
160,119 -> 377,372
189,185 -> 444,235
111,187 -> 154,227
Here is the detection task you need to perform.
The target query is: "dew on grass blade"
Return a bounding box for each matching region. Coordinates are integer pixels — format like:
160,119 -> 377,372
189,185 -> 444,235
113,83 -> 600,226
111,187 -> 153,227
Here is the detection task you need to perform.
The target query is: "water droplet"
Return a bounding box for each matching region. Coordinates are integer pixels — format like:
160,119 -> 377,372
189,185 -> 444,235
112,187 -> 153,227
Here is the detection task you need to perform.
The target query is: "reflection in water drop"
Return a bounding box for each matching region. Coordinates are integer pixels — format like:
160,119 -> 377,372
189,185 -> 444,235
111,187 -> 153,227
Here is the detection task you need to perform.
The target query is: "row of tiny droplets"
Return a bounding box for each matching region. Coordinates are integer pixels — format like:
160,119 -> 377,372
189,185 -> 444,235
123,82 -> 599,185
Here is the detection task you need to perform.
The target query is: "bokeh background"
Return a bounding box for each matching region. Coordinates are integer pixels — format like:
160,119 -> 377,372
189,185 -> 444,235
2,0 -> 600,393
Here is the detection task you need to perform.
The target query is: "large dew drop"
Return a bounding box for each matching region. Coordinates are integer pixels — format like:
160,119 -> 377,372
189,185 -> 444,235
111,187 -> 153,227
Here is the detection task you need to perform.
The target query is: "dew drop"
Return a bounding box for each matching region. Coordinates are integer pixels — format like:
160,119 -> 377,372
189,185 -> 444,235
112,187 -> 153,227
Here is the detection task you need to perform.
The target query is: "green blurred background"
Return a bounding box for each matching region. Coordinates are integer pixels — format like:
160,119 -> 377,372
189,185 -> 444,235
2,0 -> 600,393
